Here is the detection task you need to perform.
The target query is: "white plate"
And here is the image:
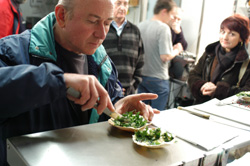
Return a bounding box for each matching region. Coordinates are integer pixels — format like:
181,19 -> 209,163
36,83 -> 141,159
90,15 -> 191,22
108,118 -> 150,132
132,131 -> 175,148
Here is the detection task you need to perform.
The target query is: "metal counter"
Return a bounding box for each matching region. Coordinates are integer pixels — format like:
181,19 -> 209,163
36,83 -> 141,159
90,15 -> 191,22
7,122 -> 206,166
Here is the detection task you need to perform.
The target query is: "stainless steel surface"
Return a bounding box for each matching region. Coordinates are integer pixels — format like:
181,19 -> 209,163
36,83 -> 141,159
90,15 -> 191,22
7,122 -> 206,166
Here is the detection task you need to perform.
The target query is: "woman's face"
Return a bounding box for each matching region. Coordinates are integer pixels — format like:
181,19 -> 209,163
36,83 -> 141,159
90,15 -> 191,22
219,27 -> 242,52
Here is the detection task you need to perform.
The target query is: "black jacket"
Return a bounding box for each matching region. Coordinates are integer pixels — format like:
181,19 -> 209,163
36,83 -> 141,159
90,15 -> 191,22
188,41 -> 250,104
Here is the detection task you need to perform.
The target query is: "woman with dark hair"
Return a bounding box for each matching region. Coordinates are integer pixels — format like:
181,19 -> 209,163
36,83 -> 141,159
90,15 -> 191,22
188,14 -> 250,104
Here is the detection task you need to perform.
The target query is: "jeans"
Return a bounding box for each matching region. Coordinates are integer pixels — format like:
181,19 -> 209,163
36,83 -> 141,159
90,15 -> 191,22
138,76 -> 170,110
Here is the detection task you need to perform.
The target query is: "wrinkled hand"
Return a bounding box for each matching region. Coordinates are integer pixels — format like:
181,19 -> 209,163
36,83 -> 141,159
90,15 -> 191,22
64,73 -> 114,114
200,82 -> 217,96
114,93 -> 160,121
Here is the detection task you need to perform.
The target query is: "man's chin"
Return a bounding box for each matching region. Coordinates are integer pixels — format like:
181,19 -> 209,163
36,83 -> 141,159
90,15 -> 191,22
84,49 -> 98,55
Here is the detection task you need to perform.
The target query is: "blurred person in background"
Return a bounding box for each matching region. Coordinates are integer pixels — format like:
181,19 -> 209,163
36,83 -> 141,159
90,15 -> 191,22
168,7 -> 189,81
0,0 -> 26,38
169,7 -> 188,54
137,0 -> 179,110
103,0 -> 144,96
188,14 -> 250,104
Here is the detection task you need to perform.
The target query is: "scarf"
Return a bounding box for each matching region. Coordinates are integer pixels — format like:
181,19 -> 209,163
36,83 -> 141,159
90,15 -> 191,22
211,43 -> 239,83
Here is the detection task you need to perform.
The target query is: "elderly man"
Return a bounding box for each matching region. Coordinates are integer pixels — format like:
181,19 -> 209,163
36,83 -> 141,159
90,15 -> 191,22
0,0 -> 159,165
103,0 -> 144,96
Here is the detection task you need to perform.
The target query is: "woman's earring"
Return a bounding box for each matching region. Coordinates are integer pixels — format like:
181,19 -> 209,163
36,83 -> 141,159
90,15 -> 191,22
241,42 -> 243,46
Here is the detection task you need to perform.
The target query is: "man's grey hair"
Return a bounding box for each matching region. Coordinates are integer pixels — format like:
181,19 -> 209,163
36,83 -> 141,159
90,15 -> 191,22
57,0 -> 75,19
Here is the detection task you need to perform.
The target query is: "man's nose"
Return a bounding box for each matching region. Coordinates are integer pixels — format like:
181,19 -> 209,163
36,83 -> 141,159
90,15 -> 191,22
94,24 -> 107,40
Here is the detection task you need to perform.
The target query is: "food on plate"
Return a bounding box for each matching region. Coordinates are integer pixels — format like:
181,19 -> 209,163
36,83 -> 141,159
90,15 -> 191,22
108,110 -> 149,132
113,111 -> 147,128
132,127 -> 175,148
236,91 -> 250,102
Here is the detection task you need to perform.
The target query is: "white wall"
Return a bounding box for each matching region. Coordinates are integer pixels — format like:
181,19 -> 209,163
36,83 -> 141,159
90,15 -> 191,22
126,0 -> 142,25
195,0 -> 235,60
181,0 -> 203,57
146,0 -> 157,19
20,0 -> 57,26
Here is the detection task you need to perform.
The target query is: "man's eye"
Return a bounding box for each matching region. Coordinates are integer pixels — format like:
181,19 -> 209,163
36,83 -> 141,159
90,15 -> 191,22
88,20 -> 97,24
105,21 -> 112,26
88,19 -> 98,24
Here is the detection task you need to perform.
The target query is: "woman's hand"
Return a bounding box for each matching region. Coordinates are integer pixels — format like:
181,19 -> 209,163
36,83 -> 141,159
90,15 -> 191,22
200,82 -> 217,96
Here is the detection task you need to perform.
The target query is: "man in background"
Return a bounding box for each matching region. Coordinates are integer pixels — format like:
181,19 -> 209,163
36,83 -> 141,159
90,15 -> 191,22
169,7 -> 189,80
170,7 -> 188,53
103,0 -> 144,96
138,0 -> 179,110
0,0 -> 26,38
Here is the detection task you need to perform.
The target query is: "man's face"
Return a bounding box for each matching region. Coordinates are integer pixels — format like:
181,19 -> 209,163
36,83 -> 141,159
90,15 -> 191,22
113,0 -> 129,19
169,7 -> 182,27
62,0 -> 114,55
164,7 -> 178,25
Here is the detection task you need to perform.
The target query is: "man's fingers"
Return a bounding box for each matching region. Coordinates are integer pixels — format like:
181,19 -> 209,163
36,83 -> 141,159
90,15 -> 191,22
131,93 -> 158,101
153,109 -> 160,114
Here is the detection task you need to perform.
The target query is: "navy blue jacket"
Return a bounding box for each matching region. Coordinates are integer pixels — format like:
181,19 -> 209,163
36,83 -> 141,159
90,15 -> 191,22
0,13 -> 123,165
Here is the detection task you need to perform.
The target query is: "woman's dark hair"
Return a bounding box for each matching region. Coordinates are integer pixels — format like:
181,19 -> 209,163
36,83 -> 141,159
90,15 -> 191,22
153,0 -> 176,14
221,14 -> 250,44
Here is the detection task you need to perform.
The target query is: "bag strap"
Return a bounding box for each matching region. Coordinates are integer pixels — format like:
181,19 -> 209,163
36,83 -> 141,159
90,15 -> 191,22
237,58 -> 250,87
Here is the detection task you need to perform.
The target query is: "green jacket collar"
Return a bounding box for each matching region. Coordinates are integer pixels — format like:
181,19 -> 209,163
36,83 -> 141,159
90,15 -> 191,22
29,12 -> 57,61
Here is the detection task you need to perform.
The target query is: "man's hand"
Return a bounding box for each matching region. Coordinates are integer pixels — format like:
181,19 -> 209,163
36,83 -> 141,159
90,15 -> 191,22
169,19 -> 181,34
114,93 -> 160,121
173,43 -> 183,55
64,73 -> 114,114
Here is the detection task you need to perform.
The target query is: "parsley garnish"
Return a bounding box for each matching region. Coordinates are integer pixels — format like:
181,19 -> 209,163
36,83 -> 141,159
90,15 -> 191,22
135,127 -> 174,145
236,91 -> 250,97
113,110 -> 147,128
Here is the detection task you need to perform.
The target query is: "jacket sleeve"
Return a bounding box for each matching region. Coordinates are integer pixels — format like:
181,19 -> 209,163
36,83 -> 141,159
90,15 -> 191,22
130,35 -> 144,94
173,27 -> 188,50
188,53 -> 208,100
105,57 -> 123,103
0,62 -> 66,118
213,64 -> 250,99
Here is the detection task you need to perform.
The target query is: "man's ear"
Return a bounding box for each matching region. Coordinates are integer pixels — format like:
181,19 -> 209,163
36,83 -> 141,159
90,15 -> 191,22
55,5 -> 67,28
161,8 -> 167,14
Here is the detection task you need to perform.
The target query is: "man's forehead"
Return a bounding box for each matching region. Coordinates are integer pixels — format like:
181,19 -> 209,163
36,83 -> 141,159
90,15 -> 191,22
78,0 -> 114,18
112,0 -> 129,2
88,13 -> 114,20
